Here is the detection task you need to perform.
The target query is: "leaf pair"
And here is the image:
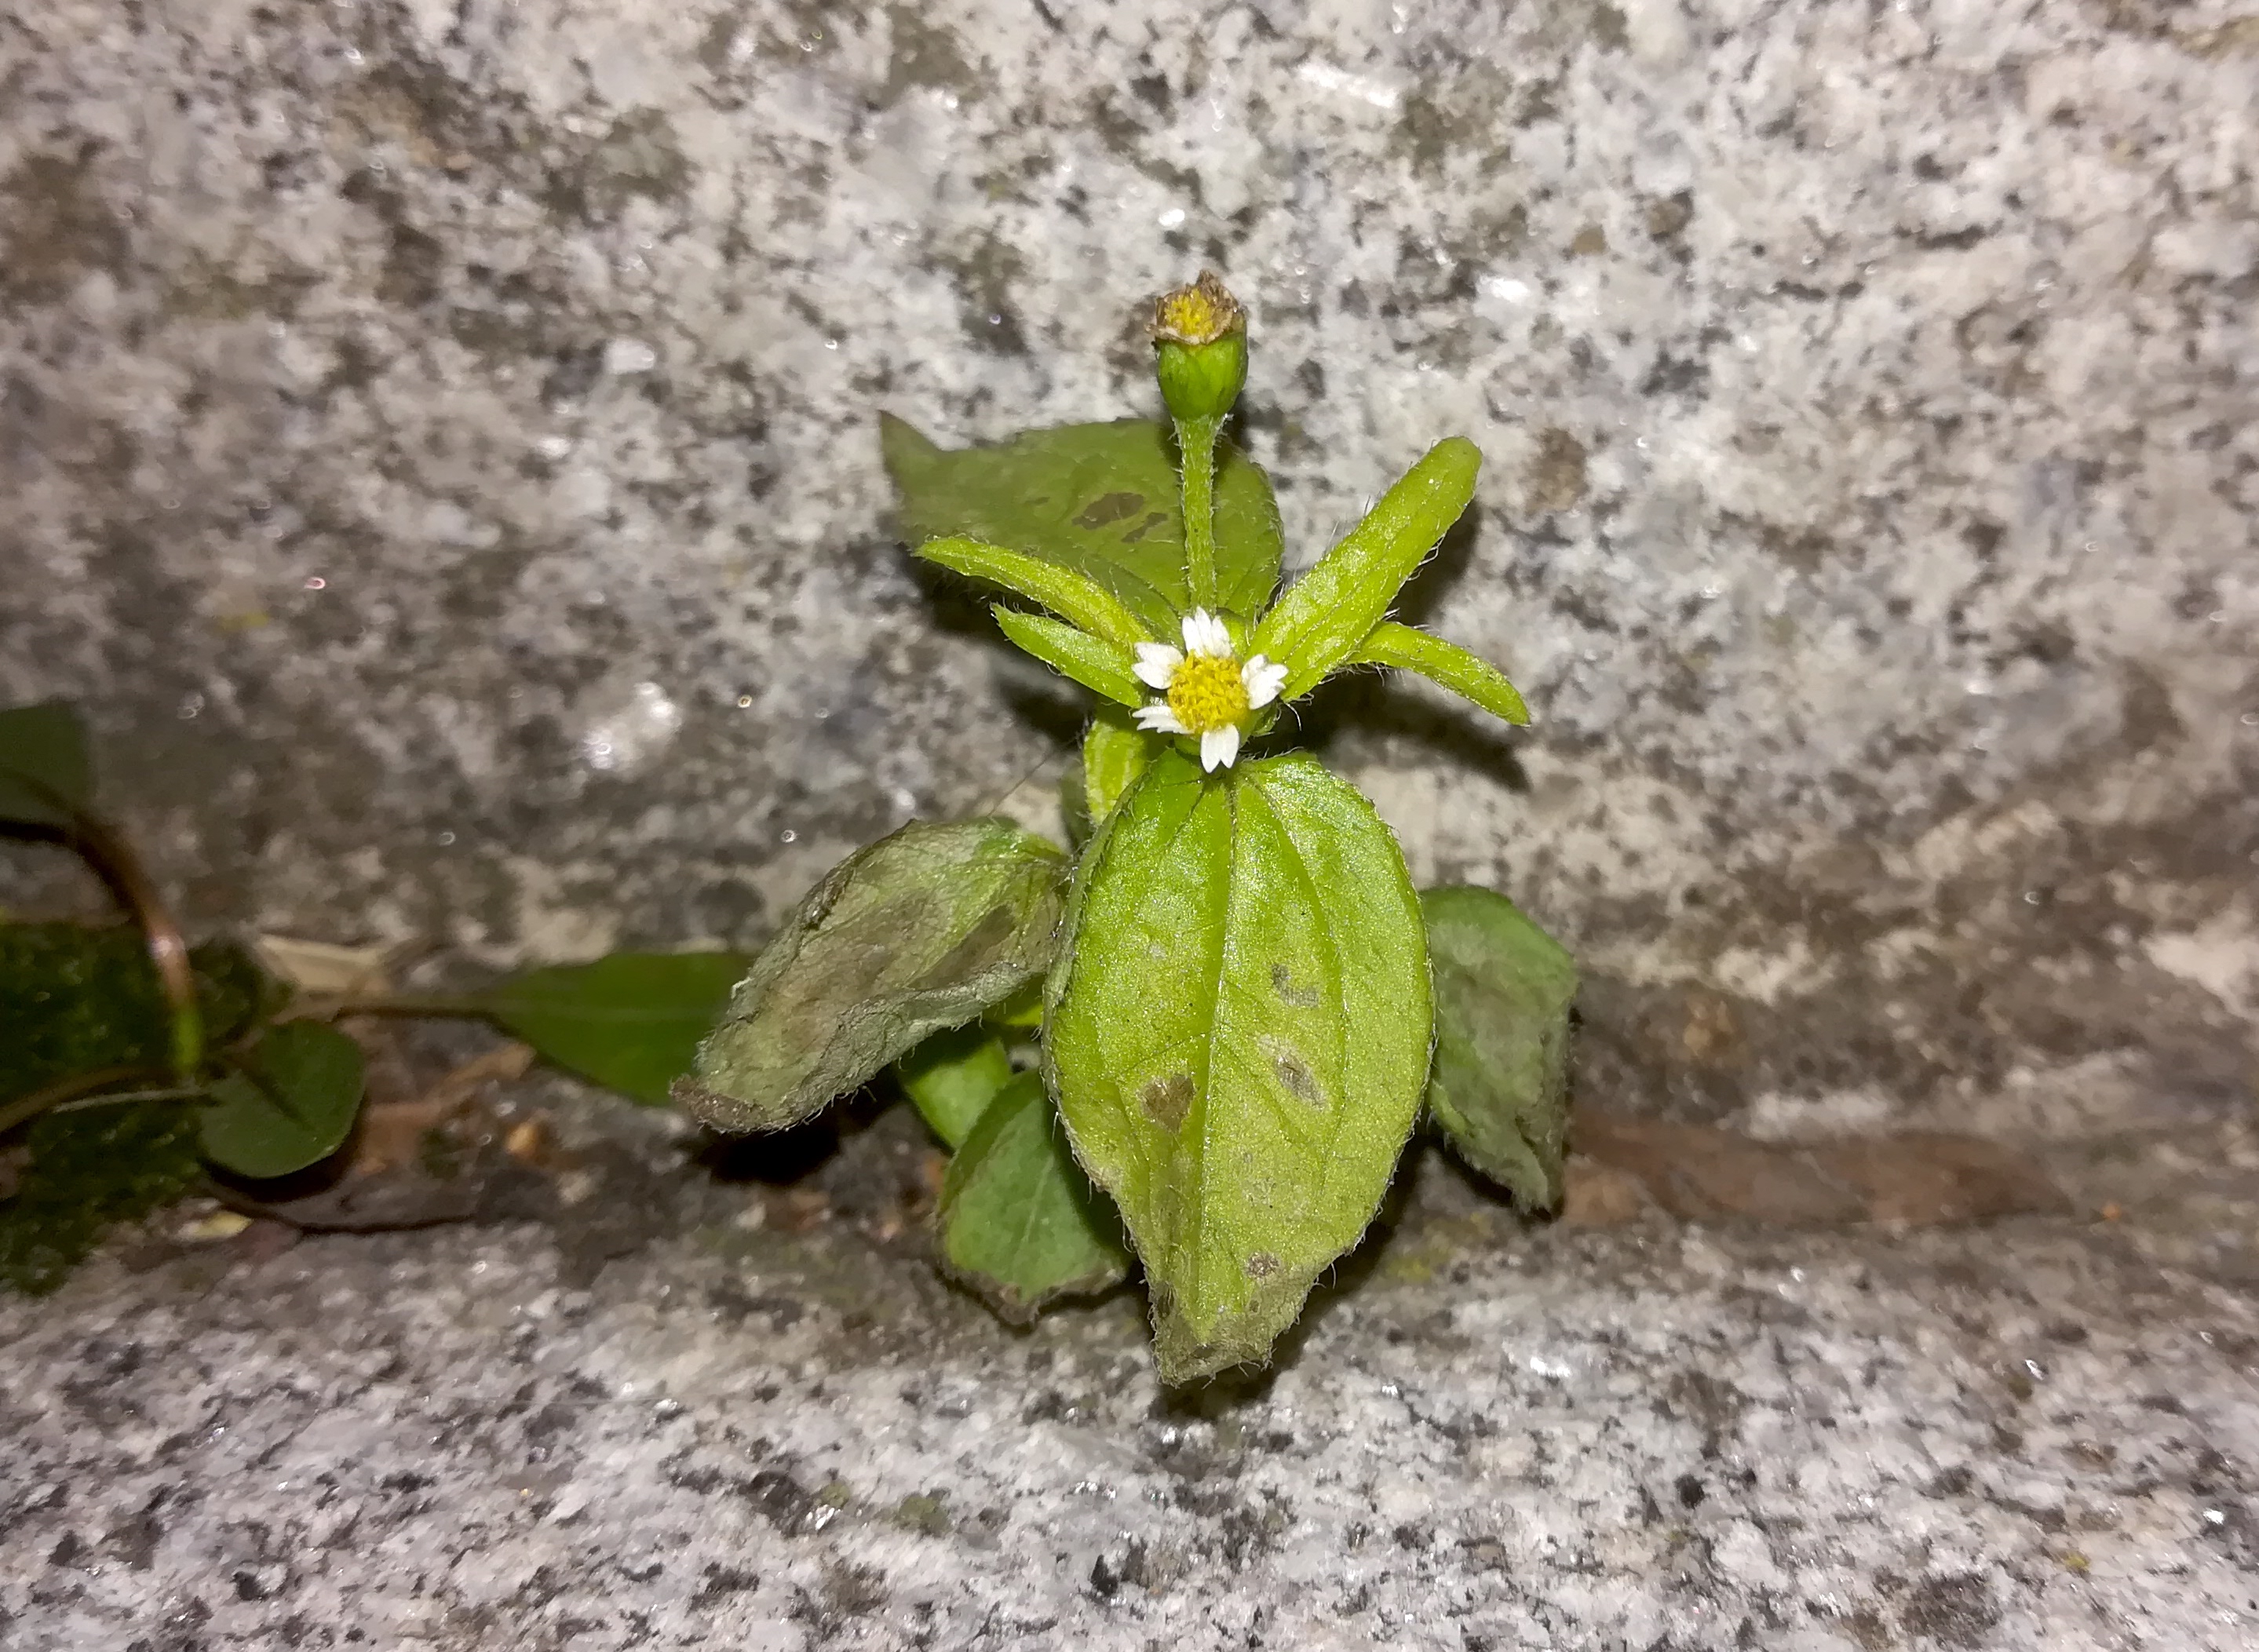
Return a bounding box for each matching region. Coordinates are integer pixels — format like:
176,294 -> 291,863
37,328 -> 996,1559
892,421 -> 1528,739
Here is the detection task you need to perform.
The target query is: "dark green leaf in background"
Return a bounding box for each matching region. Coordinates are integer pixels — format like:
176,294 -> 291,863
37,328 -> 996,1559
199,1020 -> 366,1180
1045,749 -> 1432,1384
678,819 -> 1067,1134
938,1072 -> 1130,1323
476,951 -> 750,1106
896,1023 -> 1015,1151
1421,886 -> 1578,1212
0,701 -> 93,830
882,416 -> 1284,631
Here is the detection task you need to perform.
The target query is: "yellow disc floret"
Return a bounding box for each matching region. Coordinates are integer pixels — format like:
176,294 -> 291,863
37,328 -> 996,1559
1166,652 -> 1250,735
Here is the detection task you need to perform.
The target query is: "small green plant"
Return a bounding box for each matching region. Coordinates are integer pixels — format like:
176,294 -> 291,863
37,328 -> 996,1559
0,701 -> 746,1290
678,273 -> 1577,1382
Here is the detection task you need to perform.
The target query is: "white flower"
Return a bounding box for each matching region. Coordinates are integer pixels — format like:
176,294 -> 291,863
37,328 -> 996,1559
1130,608 -> 1286,771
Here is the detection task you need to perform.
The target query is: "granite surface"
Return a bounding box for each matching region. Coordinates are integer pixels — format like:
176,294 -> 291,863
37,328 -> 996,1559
3,1105 -> 2258,1652
4,2 -> 2258,1647
2,0 -> 2254,1137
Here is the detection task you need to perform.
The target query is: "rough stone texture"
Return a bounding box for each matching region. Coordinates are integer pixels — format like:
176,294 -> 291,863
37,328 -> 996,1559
4,3 -> 2258,1645
3,0 -> 2254,1137
3,1124 -> 2258,1651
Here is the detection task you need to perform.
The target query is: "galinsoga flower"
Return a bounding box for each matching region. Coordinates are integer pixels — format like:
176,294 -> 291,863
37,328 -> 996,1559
1131,609 -> 1287,772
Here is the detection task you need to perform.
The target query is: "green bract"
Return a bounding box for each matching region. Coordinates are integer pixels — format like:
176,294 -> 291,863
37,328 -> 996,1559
693,273 -> 1575,1382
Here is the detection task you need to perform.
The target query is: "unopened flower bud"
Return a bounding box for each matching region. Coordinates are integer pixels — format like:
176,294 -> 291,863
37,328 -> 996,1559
1151,271 -> 1248,425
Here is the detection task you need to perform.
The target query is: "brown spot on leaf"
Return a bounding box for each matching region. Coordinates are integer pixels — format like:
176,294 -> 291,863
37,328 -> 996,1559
1270,963 -> 1320,1008
1246,1252 -> 1279,1278
1074,490 -> 1146,528
1140,1073 -> 1195,1132
1273,1052 -> 1320,1105
1118,512 -> 1171,544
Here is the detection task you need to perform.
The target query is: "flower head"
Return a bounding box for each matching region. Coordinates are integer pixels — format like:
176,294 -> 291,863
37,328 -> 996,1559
1132,608 -> 1287,771
1151,272 -> 1248,426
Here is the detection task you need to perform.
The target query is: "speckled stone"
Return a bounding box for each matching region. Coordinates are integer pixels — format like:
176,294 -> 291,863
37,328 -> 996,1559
4,4 -> 2258,1643
3,0 -> 2254,1140
2,1154 -> 2257,1650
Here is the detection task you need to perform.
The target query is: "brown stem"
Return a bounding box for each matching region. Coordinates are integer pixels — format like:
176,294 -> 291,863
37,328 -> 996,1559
65,813 -> 203,1079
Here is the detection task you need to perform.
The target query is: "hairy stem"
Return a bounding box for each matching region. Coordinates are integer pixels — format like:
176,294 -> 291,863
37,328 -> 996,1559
1177,414 -> 1221,611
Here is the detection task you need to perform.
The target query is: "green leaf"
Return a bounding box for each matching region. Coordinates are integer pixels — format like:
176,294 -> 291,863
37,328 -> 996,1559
0,701 -> 93,830
474,951 -> 750,1106
678,819 -> 1068,1133
1350,622 -> 1530,725
2,1100 -> 201,1296
882,415 -> 1285,632
918,537 -> 1155,650
1252,438 -> 1480,699
1081,705 -> 1152,828
1421,886 -> 1578,1211
1046,749 -> 1432,1383
0,923 -> 272,1106
199,1021 -> 366,1180
939,1071 -> 1130,1322
991,608 -> 1146,708
897,1024 -> 1015,1150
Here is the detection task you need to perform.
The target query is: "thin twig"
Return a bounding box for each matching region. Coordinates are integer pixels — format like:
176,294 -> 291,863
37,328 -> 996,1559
0,1064 -> 172,1138
273,994 -> 491,1023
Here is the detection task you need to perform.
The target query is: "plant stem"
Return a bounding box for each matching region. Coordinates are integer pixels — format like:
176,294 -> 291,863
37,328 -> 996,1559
64,812 -> 204,1081
0,1064 -> 172,1138
1177,414 -> 1221,611
276,993 -> 491,1023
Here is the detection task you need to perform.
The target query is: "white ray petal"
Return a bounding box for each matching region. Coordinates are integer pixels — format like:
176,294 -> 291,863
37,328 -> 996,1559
1133,641 -> 1183,689
1181,608 -> 1232,657
1242,655 -> 1286,709
1200,724 -> 1243,771
1134,705 -> 1187,735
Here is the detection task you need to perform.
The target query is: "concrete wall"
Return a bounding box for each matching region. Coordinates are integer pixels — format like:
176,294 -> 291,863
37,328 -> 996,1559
5,0 -> 2254,1136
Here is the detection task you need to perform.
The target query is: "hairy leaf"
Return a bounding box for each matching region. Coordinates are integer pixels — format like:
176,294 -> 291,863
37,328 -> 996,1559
1421,887 -> 1577,1211
678,819 -> 1067,1132
917,537 -> 1155,649
0,701 -> 93,830
1080,705 -> 1152,828
1351,622 -> 1529,725
897,1023 -> 1015,1150
991,608 -> 1146,707
883,416 -> 1284,630
200,1021 -> 367,1180
1253,438 -> 1480,699
939,1071 -> 1130,1322
1046,749 -> 1432,1382
476,951 -> 749,1106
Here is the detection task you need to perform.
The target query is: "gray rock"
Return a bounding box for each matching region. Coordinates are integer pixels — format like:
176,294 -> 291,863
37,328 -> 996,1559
2,2 -> 2256,1644
2,1151 -> 2256,1650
